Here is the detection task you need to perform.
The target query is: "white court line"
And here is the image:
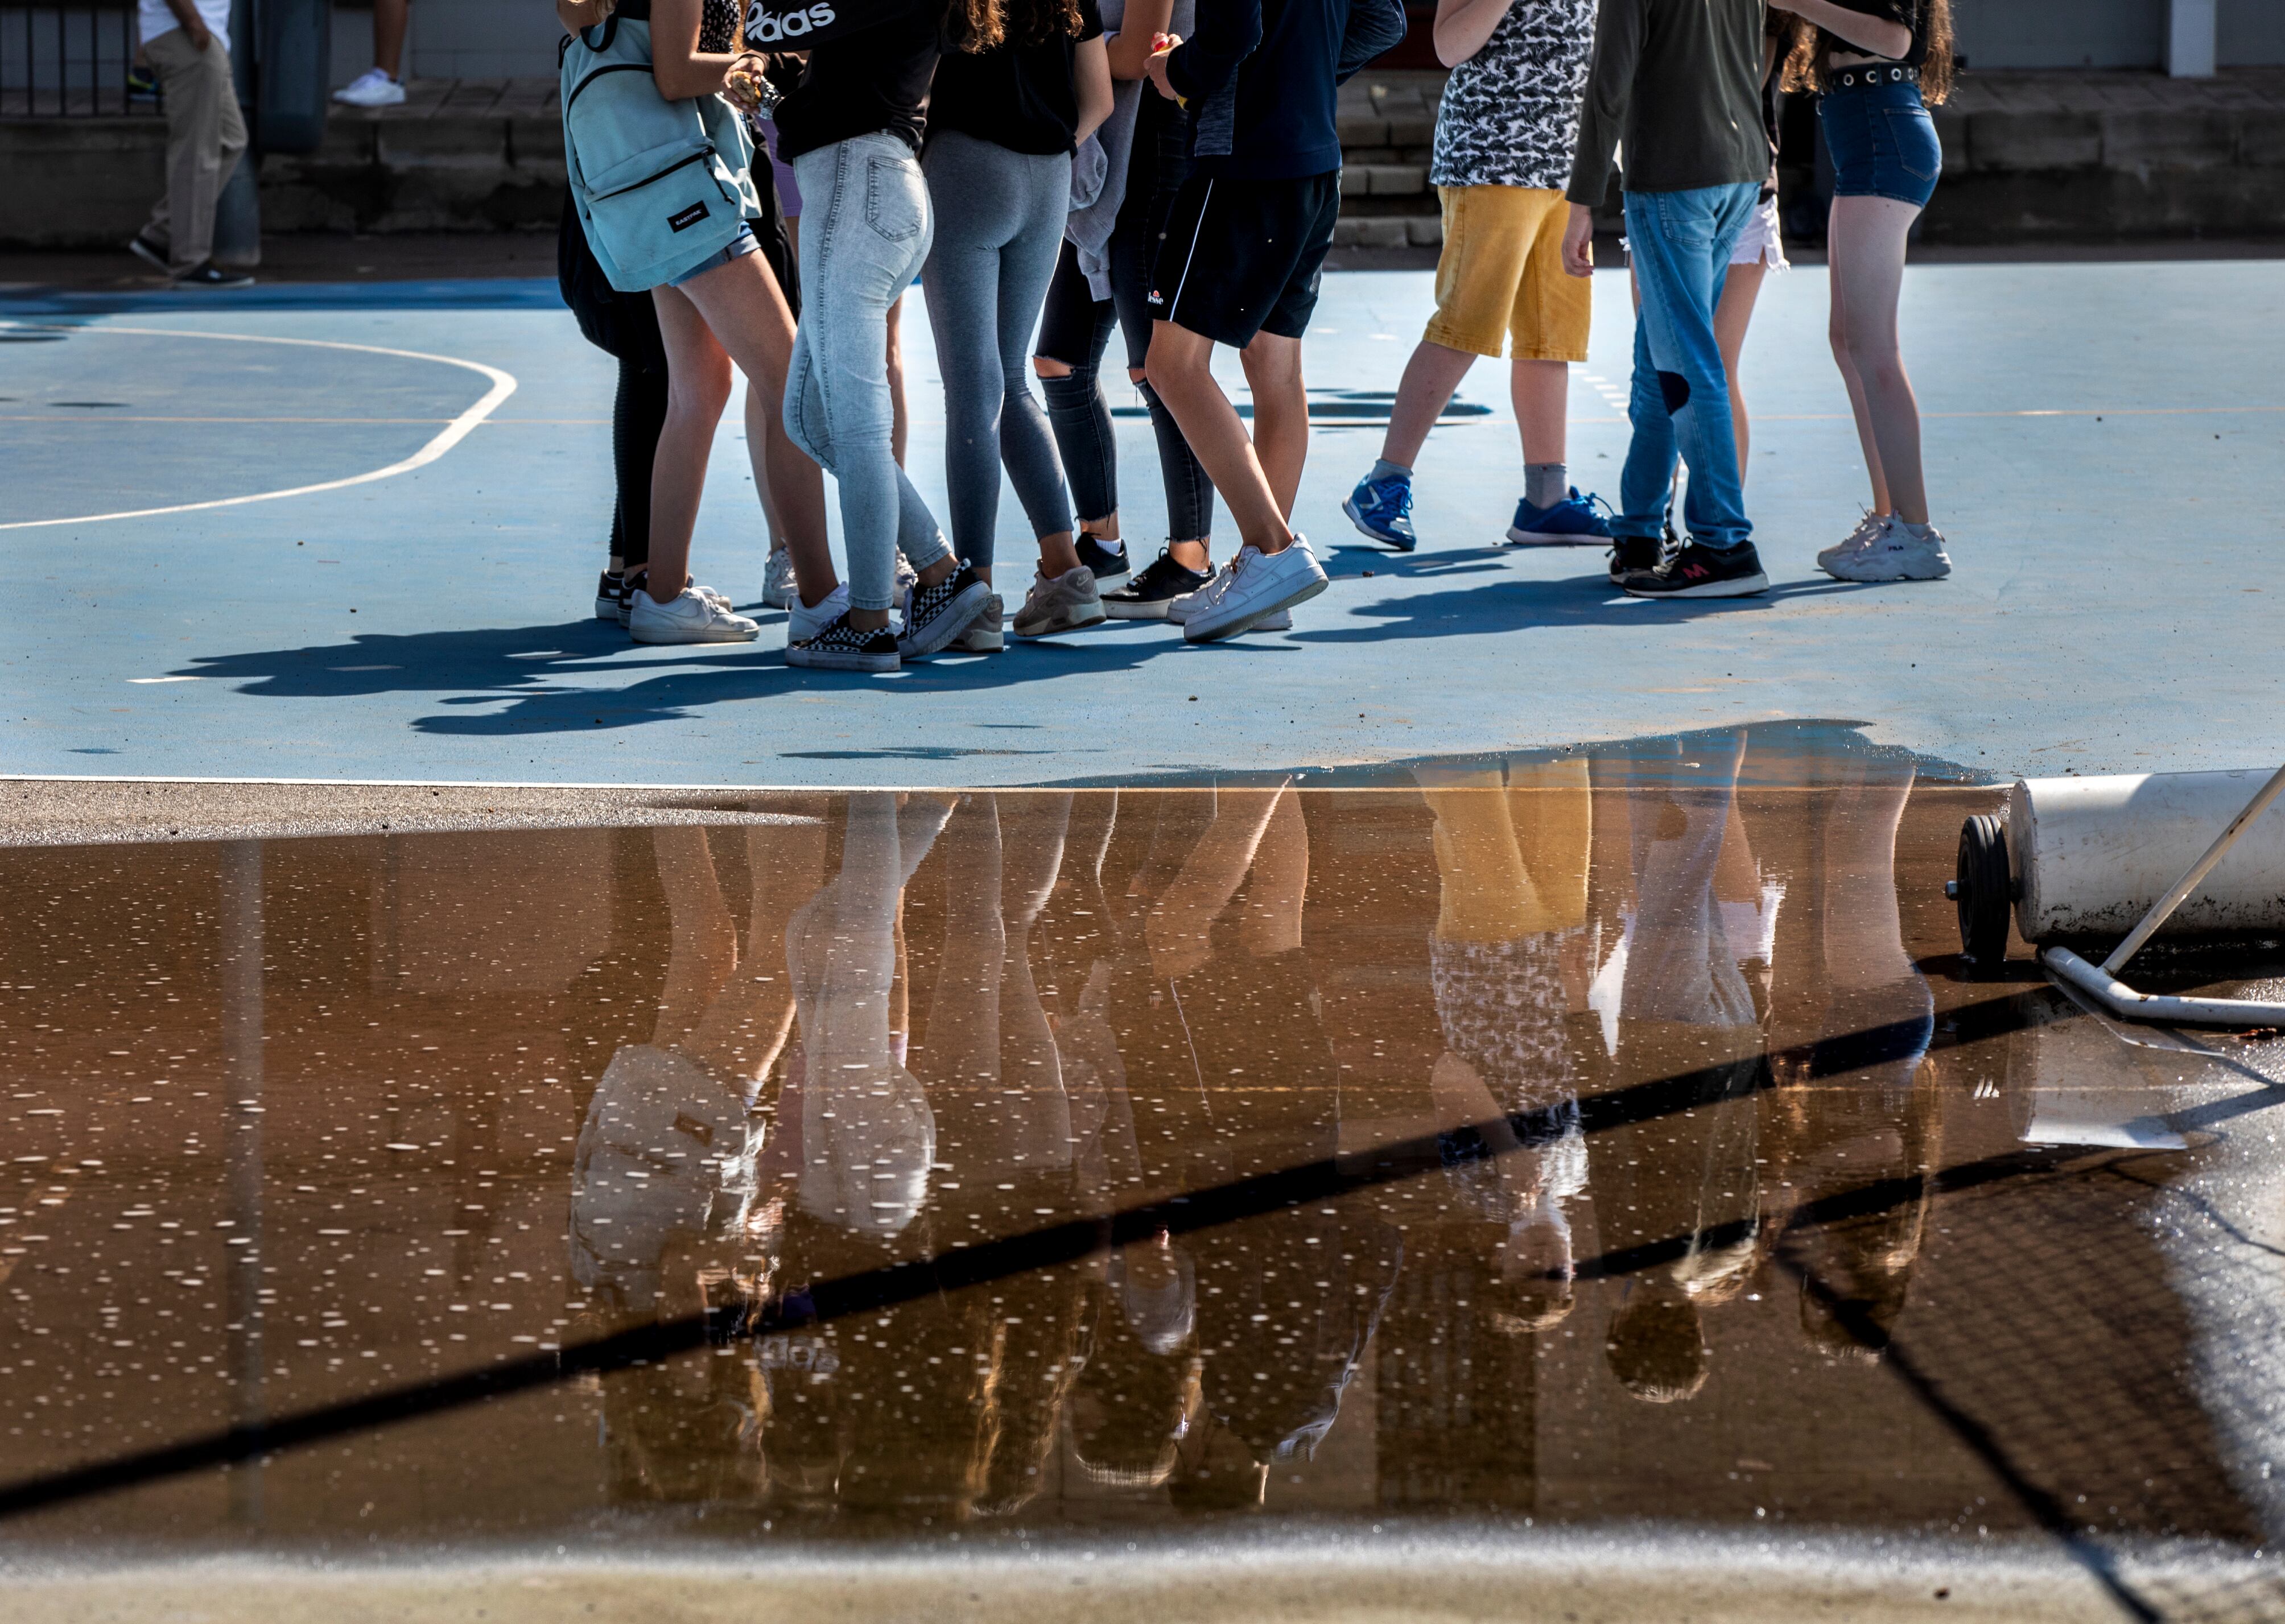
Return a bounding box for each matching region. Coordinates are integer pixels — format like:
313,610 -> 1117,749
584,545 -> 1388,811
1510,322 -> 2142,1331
0,321 -> 517,531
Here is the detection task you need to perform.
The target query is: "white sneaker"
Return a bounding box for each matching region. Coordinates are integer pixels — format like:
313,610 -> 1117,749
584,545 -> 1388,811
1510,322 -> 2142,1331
952,594 -> 1005,651
1181,535 -> 1326,643
762,548 -> 798,610
628,585 -> 761,644
787,582 -> 849,643
1826,516 -> 1953,582
1816,509 -> 1887,573
332,68 -> 406,108
1167,578 -> 1288,632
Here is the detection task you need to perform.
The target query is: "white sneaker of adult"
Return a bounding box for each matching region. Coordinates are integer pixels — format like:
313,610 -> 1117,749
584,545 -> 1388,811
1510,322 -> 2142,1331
332,68 -> 406,108
1826,516 -> 1953,582
1181,535 -> 1326,642
763,548 -> 798,610
629,585 -> 762,644
1166,578 -> 1287,632
1816,509 -> 1887,573
787,582 -> 850,643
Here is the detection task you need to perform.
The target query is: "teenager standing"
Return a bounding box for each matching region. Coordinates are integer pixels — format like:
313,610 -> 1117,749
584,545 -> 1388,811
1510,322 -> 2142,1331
921,0 -> 1115,643
1776,0 -> 1954,583
1032,0 -> 1225,622
1562,0 -> 1770,599
126,0 -> 251,288
1137,0 -> 1350,642
1344,0 -> 1606,553
772,0 -> 999,670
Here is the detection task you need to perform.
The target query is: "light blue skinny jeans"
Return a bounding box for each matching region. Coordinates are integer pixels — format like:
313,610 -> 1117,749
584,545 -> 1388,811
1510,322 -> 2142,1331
1616,182 -> 1759,553
785,133 -> 955,611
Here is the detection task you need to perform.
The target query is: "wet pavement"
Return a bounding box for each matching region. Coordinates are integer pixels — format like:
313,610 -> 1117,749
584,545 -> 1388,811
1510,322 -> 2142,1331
6,725 -> 2285,1619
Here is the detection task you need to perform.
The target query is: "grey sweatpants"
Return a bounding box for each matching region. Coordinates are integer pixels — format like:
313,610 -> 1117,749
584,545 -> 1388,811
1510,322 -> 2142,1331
142,27 -> 248,273
919,130 -> 1074,572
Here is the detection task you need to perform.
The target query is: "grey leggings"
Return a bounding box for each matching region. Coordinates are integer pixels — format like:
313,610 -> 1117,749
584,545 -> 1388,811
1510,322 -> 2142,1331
920,130 -> 1074,572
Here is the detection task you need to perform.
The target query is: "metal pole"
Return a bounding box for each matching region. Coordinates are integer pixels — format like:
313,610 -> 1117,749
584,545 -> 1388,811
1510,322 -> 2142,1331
2101,762 -> 2285,975
220,841 -> 266,1526
213,0 -> 262,268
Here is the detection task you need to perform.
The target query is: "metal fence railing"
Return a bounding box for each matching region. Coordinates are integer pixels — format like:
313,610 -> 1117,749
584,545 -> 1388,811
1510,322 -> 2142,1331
0,1 -> 159,119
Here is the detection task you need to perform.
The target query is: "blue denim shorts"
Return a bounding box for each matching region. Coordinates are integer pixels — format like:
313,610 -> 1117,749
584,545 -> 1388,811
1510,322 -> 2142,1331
664,221 -> 760,288
1820,73 -> 1941,209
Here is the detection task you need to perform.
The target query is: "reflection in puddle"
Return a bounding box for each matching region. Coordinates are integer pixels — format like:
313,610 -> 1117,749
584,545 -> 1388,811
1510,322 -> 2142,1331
3,727 -> 2284,1597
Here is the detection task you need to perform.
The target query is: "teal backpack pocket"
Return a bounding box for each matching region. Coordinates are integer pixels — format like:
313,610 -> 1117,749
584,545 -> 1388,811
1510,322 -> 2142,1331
562,19 -> 746,291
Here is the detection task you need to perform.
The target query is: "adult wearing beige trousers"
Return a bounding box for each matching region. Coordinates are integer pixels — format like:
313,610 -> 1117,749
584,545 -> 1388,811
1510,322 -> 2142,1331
127,0 -> 252,287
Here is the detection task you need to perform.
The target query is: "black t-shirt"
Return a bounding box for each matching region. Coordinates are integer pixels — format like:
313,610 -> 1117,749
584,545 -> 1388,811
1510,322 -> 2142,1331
927,0 -> 1104,158
1820,0 -> 1930,68
770,7 -> 945,161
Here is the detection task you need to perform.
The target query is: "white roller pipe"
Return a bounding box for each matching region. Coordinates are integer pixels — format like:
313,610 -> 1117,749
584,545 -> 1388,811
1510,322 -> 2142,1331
2010,769 -> 2285,943
2043,945 -> 2285,1029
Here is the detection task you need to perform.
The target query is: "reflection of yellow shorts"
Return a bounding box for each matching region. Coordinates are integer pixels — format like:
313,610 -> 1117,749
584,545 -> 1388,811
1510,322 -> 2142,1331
1423,184 -> 1591,363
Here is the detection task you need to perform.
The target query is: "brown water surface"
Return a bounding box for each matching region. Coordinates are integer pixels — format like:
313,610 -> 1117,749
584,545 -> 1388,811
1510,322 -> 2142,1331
4,729 -> 2283,1599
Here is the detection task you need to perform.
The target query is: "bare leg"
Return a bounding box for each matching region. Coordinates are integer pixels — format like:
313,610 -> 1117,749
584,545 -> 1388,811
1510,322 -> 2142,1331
373,0 -> 409,78
651,828 -> 738,1048
1240,330 -> 1309,520
1511,357 -> 1569,468
1379,340 -> 1476,470
1145,321 -> 1293,555
1146,784 -> 1289,979
643,290 -> 736,606
1824,203 -> 1889,516
667,255 -> 839,605
1828,196 -> 1928,525
1714,259 -> 1767,478
887,294 -> 910,471
1236,786 -> 1307,959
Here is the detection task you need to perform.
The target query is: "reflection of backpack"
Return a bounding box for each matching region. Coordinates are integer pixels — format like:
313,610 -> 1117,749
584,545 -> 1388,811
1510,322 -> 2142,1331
559,15 -> 762,292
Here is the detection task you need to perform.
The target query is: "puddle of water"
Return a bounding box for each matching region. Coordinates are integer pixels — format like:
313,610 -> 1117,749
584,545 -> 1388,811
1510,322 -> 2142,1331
2,727 -> 2283,1598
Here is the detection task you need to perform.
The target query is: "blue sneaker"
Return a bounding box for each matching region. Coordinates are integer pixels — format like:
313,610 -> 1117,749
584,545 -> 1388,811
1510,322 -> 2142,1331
1343,469 -> 1417,551
1506,487 -> 1613,546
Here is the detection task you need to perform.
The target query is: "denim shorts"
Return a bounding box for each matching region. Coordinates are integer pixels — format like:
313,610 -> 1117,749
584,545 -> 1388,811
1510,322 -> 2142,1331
1820,73 -> 1941,209
664,221 -> 760,288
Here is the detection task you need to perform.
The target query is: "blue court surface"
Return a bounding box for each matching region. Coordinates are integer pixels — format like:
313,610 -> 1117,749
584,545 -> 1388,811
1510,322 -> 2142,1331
3,259 -> 2279,787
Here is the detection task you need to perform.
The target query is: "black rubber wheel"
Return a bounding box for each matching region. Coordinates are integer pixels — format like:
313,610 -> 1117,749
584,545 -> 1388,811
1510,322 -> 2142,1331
1954,814 -> 2012,972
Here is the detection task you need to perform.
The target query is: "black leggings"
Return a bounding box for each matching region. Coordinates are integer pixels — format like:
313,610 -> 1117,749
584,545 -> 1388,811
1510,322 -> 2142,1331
1035,96 -> 1214,543
610,354 -> 670,573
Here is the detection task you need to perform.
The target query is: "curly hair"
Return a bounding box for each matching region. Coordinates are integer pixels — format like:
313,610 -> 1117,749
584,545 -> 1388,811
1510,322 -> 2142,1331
1780,0 -> 1954,106
942,0 -> 1082,52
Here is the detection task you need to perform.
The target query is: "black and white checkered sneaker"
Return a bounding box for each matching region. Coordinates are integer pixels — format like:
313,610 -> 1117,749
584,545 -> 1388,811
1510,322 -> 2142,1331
897,563 -> 992,659
787,612 -> 900,673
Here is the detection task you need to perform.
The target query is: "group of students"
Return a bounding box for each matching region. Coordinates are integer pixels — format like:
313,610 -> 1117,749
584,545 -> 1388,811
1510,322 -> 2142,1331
556,0 -> 1953,679
559,0 -> 1399,670
1344,0 -> 1955,596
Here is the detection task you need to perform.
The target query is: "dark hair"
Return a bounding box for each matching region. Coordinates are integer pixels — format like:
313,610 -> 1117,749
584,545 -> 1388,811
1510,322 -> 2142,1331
943,0 -> 1081,51
1781,0 -> 1954,106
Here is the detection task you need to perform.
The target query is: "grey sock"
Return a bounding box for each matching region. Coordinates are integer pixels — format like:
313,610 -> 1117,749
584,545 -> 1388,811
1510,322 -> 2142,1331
1525,462 -> 1568,510
1371,457 -> 1411,484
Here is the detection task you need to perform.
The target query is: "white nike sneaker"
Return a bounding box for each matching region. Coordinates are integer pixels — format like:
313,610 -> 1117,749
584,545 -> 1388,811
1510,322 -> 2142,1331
787,582 -> 850,643
762,548 -> 798,610
1816,509 -> 1887,573
1181,535 -> 1326,642
629,585 -> 762,644
1826,516 -> 1953,582
332,68 -> 406,108
1166,577 -> 1288,632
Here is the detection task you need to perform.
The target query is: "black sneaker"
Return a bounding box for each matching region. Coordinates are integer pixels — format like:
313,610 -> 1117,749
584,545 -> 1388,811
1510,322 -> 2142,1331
898,562 -> 992,659
1621,540 -> 1769,599
127,233 -> 171,274
1606,534 -> 1661,585
787,611 -> 900,672
1074,532 -> 1131,591
174,262 -> 254,290
126,63 -> 160,104
1102,548 -> 1211,620
593,569 -> 624,623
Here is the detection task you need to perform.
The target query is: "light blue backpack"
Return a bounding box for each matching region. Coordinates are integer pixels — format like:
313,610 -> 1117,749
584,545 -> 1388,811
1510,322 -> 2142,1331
560,14 -> 764,292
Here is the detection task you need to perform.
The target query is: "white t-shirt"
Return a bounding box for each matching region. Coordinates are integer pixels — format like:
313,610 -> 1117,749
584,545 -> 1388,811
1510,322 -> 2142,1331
139,0 -> 234,47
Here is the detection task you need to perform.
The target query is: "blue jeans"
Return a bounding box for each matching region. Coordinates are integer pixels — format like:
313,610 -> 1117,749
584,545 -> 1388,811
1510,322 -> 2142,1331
1616,183 -> 1759,553
785,134 -> 953,612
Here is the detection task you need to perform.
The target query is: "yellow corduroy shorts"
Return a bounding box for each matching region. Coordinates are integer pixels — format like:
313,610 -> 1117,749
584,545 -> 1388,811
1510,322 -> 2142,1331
1423,184 -> 1591,363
